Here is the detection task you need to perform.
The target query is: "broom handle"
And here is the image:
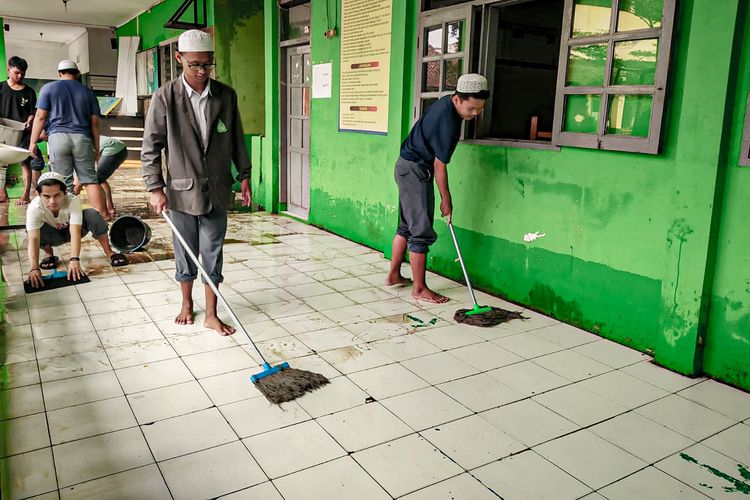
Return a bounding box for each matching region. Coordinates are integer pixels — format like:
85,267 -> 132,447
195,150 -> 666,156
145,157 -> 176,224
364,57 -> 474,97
162,211 -> 269,365
448,221 -> 480,308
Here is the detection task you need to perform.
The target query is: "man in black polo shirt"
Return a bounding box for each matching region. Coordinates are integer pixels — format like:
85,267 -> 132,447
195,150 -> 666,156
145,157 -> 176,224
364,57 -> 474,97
387,74 -> 490,303
0,56 -> 40,204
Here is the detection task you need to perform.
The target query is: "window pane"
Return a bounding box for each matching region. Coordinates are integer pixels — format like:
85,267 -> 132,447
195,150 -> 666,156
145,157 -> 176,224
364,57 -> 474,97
446,21 -> 464,54
291,87 -> 302,117
421,98 -> 439,115
612,38 -> 658,85
303,53 -> 311,84
564,94 -> 601,133
572,0 -> 612,37
443,59 -> 463,91
291,55 -> 303,84
425,26 -> 443,56
607,94 -> 652,136
566,44 -> 607,86
617,0 -> 663,31
422,61 -> 441,92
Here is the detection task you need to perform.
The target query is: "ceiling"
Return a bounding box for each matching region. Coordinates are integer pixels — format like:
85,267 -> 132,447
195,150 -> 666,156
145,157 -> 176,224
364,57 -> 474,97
0,0 -> 158,28
4,19 -> 87,44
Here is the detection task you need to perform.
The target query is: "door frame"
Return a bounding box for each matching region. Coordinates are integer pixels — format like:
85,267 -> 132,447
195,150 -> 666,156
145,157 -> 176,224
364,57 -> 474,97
279,40 -> 311,218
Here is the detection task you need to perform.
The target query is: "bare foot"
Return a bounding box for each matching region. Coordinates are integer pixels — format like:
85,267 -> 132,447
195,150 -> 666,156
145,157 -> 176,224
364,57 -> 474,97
204,315 -> 236,336
386,273 -> 412,287
412,287 -> 449,304
15,196 -> 30,206
0,190 -> 8,203
175,302 -> 194,325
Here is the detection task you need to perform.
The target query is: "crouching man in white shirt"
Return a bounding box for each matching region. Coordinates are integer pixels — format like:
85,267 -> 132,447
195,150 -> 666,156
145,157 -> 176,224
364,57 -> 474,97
26,171 -> 127,289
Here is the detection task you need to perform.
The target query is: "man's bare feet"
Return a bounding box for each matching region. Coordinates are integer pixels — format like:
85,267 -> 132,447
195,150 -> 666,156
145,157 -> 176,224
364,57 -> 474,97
15,195 -> 30,206
412,286 -> 449,304
175,302 -> 194,325
386,272 -> 412,287
204,315 -> 236,336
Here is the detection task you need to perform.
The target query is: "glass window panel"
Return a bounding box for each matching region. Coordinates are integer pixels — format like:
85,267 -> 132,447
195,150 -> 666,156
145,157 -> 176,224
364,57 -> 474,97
421,98 -> 439,115
291,119 -> 302,148
572,0 -> 612,37
564,94 -> 601,133
291,55 -> 303,84
612,38 -> 658,85
617,0 -> 663,31
425,25 -> 443,56
291,87 -> 302,116
443,59 -> 463,91
607,94 -> 653,136
422,61 -> 441,92
303,54 -> 311,84
303,119 -> 310,149
446,20 -> 464,54
566,44 -> 607,86
303,87 -> 310,117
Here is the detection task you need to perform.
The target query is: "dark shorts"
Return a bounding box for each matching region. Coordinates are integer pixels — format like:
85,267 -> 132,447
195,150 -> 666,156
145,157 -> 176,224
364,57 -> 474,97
97,148 -> 128,183
394,157 -> 436,254
39,208 -> 108,247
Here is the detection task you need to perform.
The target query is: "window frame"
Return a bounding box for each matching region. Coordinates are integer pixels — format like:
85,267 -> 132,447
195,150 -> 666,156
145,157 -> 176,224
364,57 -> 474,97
413,4 -> 475,124
739,90 -> 750,166
551,0 -> 677,154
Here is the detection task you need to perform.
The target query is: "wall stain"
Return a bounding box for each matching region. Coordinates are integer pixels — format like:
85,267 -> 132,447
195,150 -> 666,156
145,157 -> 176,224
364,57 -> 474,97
667,218 -> 694,308
680,453 -> 750,494
514,178 -> 526,198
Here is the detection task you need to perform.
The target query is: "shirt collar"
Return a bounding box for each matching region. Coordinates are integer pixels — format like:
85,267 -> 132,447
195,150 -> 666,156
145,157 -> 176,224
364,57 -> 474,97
181,74 -> 211,98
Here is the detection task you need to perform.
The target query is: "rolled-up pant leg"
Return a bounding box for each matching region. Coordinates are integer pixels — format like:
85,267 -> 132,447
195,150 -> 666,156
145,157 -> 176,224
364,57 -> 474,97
394,158 -> 436,254
197,209 -> 227,285
170,208 -> 227,285
81,208 -> 108,239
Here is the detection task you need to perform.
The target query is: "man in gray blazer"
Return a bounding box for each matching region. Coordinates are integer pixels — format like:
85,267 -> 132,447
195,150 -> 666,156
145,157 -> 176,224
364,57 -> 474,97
142,29 -> 251,336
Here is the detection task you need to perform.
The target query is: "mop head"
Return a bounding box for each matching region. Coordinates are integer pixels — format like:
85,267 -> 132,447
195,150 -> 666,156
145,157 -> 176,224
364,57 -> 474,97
454,306 -> 527,328
254,367 -> 330,404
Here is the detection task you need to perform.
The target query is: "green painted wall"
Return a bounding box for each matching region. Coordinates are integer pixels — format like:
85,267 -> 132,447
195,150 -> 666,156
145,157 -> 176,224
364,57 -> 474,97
214,0 -> 265,135
703,2 -> 750,391
0,17 -> 6,80
116,0 -> 216,50
260,0 -> 749,389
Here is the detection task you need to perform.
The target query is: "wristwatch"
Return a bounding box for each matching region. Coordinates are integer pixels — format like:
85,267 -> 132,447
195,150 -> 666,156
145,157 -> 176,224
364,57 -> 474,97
70,257 -> 80,261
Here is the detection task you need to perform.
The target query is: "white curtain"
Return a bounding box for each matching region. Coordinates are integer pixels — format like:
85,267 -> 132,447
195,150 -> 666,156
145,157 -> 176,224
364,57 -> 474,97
115,36 -> 140,116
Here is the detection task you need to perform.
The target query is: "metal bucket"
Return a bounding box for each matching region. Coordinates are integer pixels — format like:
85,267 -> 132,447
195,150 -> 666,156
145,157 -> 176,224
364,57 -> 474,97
0,118 -> 25,147
109,216 -> 152,253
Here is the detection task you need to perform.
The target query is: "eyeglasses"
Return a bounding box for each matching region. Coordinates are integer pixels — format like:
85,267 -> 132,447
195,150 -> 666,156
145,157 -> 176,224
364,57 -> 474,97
186,62 -> 216,72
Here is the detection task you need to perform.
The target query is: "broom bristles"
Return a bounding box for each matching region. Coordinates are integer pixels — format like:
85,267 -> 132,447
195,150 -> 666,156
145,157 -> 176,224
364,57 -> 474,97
454,306 -> 527,328
254,367 -> 330,404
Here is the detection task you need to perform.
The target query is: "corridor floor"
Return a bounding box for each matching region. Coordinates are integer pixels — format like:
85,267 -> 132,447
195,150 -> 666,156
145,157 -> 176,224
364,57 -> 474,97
1,193 -> 750,499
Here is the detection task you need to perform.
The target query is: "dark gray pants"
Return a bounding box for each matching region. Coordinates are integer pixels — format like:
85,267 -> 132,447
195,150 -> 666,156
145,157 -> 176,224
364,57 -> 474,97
39,208 -> 108,247
395,157 -> 436,254
170,208 -> 227,284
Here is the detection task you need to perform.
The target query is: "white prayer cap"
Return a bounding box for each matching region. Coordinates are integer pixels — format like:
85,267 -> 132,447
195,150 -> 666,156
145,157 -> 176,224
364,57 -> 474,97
456,73 -> 488,93
57,60 -> 78,71
178,30 -> 214,52
38,171 -> 66,185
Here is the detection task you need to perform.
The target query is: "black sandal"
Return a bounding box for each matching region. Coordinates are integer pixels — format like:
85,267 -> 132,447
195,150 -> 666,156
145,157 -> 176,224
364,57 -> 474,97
110,253 -> 128,267
40,256 -> 60,270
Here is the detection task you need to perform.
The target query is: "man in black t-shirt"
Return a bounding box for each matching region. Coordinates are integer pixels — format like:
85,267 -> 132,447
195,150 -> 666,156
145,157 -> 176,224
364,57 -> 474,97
386,74 -> 490,304
0,56 -> 39,204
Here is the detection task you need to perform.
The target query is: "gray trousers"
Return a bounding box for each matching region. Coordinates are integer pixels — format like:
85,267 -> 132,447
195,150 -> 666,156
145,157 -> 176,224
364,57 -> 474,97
39,208 -> 108,247
395,157 -> 436,254
170,208 -> 227,284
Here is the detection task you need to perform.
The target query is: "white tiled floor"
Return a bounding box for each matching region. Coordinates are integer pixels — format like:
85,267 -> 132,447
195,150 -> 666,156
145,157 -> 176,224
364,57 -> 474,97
1,211 -> 750,499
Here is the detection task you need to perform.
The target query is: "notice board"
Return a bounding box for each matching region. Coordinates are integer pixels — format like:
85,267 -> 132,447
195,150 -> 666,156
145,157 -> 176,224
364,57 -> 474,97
339,0 -> 393,134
